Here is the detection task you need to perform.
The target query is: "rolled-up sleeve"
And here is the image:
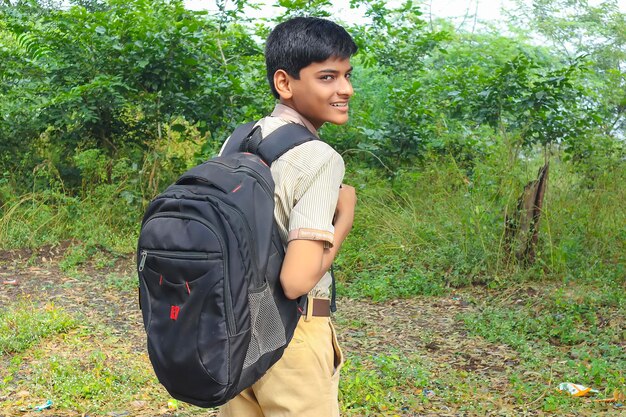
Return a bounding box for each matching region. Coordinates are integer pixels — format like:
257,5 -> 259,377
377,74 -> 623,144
287,152 -> 344,247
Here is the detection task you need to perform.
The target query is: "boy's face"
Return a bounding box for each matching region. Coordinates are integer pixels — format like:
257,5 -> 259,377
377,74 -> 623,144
281,56 -> 354,130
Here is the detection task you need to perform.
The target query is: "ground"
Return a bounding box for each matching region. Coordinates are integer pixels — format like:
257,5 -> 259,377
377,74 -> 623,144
0,245 -> 623,416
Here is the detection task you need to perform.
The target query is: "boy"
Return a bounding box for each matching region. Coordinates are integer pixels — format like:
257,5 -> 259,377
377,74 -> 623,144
217,17 -> 358,417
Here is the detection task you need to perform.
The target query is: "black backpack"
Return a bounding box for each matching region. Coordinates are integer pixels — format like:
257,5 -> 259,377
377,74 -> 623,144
137,122 -> 315,408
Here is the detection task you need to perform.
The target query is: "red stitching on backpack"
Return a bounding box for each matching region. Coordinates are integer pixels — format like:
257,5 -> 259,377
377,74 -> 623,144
185,281 -> 191,295
170,305 -> 180,320
159,275 -> 163,286
232,184 -> 242,193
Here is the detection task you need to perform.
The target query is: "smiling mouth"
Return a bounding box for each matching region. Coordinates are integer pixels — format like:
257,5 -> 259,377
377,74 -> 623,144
331,103 -> 348,108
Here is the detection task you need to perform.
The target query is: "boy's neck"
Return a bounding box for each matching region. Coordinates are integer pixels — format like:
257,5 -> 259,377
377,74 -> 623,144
273,102 -> 321,136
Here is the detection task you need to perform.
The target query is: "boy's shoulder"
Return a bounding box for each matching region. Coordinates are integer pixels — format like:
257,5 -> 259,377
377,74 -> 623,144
257,115 -> 344,177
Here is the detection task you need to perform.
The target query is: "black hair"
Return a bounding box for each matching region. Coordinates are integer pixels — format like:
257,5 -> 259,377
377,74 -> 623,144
265,17 -> 358,99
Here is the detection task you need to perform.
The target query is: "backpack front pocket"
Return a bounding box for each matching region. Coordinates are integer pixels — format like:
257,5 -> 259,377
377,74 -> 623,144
139,248 -> 233,392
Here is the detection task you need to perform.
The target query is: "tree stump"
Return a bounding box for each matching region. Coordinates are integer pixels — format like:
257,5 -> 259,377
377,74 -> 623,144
504,163 -> 549,264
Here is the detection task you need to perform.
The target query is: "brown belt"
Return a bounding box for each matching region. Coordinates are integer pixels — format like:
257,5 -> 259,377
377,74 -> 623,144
303,296 -> 330,320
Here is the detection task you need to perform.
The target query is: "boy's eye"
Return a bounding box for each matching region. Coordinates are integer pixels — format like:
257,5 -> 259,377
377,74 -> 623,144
320,73 -> 352,81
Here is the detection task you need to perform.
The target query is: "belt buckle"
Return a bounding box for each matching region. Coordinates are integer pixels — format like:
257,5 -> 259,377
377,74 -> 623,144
305,294 -> 314,322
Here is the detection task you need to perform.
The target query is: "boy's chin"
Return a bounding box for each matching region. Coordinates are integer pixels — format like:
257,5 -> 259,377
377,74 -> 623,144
311,114 -> 349,129
327,115 -> 350,126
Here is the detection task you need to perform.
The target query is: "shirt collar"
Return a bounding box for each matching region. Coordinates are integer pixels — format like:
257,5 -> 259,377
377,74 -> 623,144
270,103 -> 320,138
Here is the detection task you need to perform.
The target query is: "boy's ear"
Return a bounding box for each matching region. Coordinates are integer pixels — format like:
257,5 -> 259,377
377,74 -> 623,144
273,69 -> 293,100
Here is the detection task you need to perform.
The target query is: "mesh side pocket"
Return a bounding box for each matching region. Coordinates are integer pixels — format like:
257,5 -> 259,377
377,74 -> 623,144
243,283 -> 287,369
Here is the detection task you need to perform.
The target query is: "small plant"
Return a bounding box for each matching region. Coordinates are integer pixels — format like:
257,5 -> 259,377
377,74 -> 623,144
0,302 -> 76,356
340,352 -> 430,415
59,244 -> 90,271
105,272 -> 138,292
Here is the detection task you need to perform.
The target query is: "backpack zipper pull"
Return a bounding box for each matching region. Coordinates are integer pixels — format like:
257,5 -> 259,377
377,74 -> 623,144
139,250 -> 148,271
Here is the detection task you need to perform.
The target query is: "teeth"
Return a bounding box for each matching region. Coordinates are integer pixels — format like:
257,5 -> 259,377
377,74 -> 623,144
331,103 -> 347,107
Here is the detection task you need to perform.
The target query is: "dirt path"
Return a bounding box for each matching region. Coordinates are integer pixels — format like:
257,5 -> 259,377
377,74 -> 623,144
335,296 -> 528,416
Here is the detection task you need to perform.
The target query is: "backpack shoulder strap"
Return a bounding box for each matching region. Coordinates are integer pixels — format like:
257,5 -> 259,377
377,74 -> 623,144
256,123 -> 317,165
222,122 -> 317,164
220,121 -> 257,156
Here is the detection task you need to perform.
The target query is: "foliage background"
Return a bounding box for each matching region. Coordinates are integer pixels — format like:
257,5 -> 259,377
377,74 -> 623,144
1,0 -> 623,281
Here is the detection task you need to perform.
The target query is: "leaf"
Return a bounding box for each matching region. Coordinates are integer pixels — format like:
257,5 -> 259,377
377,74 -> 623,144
170,124 -> 187,133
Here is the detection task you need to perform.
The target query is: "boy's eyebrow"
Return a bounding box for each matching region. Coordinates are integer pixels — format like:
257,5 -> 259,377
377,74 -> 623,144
317,67 -> 354,74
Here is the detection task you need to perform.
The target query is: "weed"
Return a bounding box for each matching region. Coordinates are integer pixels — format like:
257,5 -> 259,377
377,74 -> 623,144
0,302 -> 75,356
59,244 -> 89,271
105,272 -> 137,292
30,348 -> 148,408
340,352 -> 430,415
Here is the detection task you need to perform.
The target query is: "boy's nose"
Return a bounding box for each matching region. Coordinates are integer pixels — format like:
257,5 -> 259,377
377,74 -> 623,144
338,78 -> 353,97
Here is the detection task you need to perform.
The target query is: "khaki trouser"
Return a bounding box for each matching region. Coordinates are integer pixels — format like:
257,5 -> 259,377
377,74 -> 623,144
218,315 -> 344,417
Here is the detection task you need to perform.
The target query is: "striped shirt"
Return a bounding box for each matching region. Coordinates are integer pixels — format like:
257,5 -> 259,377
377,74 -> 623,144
220,104 -> 345,297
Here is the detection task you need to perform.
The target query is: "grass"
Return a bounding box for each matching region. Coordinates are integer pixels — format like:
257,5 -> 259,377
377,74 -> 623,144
0,189 -> 138,255
0,299 -> 205,416
1,144 -> 623,298
460,281 -> 626,413
340,352 -> 431,416
0,302 -> 76,356
19,331 -> 159,412
105,272 -> 139,292
336,152 -> 625,299
0,264 -> 624,415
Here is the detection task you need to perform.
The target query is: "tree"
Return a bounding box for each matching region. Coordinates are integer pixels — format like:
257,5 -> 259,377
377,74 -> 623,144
510,0 -> 626,137
0,0 -> 270,190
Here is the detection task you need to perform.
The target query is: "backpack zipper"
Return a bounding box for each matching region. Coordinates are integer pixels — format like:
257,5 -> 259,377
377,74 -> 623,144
140,212 -> 236,335
138,250 -> 220,272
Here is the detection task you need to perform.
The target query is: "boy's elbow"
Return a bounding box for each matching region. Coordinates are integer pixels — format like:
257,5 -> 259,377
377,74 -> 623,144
280,271 -> 319,300
282,286 -> 303,300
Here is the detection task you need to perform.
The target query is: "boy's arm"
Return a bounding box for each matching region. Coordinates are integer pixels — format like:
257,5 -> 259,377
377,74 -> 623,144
322,184 -> 356,273
280,184 -> 356,300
